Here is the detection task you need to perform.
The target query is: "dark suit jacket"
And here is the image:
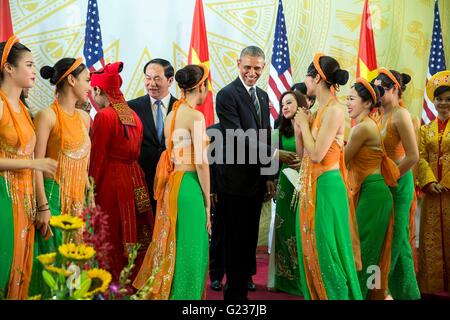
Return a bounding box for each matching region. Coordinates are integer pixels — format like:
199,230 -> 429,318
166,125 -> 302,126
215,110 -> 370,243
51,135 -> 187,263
216,78 -> 275,196
207,123 -> 223,195
128,94 -> 177,197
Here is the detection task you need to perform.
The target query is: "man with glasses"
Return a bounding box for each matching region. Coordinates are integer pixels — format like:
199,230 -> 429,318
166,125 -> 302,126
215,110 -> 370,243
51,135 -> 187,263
128,59 -> 178,213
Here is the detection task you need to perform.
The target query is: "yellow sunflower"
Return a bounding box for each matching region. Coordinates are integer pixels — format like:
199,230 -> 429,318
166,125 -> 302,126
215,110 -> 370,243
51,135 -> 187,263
58,243 -> 96,261
45,265 -> 74,277
84,269 -> 112,298
50,215 -> 84,231
37,252 -> 57,266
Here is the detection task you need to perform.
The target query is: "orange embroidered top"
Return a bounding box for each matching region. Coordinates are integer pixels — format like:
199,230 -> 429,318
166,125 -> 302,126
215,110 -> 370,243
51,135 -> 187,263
0,90 -> 35,209
45,101 -> 90,216
0,104 -> 35,154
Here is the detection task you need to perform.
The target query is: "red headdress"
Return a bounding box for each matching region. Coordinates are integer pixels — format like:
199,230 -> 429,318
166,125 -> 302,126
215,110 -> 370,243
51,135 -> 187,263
91,62 -> 135,126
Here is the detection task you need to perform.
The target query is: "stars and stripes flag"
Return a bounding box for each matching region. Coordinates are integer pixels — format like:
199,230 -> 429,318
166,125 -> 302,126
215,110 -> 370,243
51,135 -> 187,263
83,0 -> 105,119
422,0 -> 446,125
267,0 -> 293,128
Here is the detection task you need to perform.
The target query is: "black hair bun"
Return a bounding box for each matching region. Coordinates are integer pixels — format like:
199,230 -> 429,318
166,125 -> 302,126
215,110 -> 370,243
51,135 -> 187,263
175,66 -> 203,90
40,66 -> 56,82
334,69 -> 349,86
401,73 -> 411,85
175,69 -> 191,89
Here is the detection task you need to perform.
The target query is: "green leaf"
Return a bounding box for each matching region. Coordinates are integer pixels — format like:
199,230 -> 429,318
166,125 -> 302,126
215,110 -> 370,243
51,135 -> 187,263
58,273 -> 66,284
73,277 -> 92,299
42,270 -> 58,291
80,270 -> 89,283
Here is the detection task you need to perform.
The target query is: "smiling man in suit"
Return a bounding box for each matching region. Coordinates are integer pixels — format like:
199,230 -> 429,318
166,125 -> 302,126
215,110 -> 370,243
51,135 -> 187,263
216,46 -> 282,300
128,59 -> 177,213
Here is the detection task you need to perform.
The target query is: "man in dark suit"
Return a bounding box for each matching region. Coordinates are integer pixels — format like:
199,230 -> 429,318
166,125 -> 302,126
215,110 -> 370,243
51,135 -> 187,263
128,59 -> 177,213
216,46 -> 285,300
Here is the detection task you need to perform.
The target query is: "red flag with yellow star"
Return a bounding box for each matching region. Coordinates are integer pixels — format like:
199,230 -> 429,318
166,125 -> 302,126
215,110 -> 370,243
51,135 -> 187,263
188,0 -> 214,126
356,0 -> 378,81
1,0 -> 14,41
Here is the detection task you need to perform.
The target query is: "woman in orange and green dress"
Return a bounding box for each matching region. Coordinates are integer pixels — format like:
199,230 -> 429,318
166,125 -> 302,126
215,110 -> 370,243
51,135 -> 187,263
0,36 -> 57,299
294,53 -> 362,300
133,64 -> 211,300
29,57 -> 92,297
345,78 -> 400,299
373,68 -> 420,300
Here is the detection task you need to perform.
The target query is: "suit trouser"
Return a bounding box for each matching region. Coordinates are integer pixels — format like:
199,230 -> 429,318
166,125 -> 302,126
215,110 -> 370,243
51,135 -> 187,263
209,194 -> 225,282
222,190 -> 264,300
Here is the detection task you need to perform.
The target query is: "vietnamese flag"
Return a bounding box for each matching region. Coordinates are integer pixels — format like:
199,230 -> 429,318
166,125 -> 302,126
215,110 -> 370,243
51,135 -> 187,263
188,0 -> 215,126
1,0 -> 14,41
356,0 -> 378,81
353,0 -> 379,127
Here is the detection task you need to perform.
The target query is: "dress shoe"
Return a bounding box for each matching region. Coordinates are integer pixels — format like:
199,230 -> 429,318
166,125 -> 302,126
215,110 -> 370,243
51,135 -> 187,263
210,280 -> 223,291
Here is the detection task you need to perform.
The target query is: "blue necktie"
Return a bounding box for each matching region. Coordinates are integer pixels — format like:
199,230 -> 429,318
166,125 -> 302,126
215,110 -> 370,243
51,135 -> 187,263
155,100 -> 164,143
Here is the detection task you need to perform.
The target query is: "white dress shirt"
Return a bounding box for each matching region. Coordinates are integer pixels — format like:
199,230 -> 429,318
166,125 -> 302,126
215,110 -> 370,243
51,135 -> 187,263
239,74 -> 259,102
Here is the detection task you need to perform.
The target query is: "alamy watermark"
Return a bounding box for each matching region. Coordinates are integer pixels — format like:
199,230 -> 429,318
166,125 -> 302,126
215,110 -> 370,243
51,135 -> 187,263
173,120 -> 280,176
366,265 -> 381,290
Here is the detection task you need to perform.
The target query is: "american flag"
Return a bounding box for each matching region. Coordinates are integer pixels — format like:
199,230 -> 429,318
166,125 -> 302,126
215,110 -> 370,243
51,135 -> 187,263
268,0 -> 293,128
422,0 -> 446,125
84,0 -> 105,119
